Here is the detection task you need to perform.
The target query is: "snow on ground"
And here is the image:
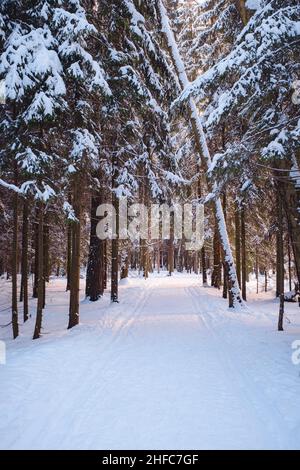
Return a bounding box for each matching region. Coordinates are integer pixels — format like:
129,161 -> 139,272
0,272 -> 300,450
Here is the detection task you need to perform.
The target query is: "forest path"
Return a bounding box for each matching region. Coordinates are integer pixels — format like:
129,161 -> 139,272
1,273 -> 300,449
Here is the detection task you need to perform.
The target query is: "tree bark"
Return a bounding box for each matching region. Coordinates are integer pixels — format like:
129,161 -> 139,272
21,200 -> 29,322
111,157 -> 119,302
168,214 -> 174,276
32,215 -> 38,298
235,202 -> 241,289
287,234 -> 292,292
212,225 -> 221,289
278,293 -> 284,331
276,193 -> 285,300
201,247 -> 207,286
86,192 -> 103,301
120,251 -> 129,279
66,223 -> 72,291
241,205 -> 247,301
33,203 -> 44,339
68,178 -> 81,329
103,239 -> 107,290
43,220 -> 49,309
12,192 -> 19,339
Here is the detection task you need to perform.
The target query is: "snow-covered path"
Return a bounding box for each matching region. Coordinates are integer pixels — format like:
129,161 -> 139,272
1,273 -> 300,449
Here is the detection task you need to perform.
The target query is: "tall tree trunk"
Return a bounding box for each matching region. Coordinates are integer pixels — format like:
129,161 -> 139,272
103,239 -> 107,290
66,223 -> 72,291
264,268 -> 268,292
12,192 -> 19,339
111,225 -> 119,302
21,200 -> 29,323
287,234 -> 292,292
42,220 -> 49,309
33,203 -> 44,339
86,192 -> 103,301
32,215 -> 38,298
168,214 -> 174,276
68,178 -> 81,329
278,293 -> 284,331
276,194 -> 285,300
201,247 -> 207,286
158,1 -> 243,306
241,205 -> 247,301
111,157 -> 119,302
223,263 -> 228,300
212,225 -> 221,289
235,202 -> 241,289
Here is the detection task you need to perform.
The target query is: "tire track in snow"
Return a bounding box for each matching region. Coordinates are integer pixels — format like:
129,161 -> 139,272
1,280 -> 153,450
187,284 -> 296,450
28,280 -> 154,449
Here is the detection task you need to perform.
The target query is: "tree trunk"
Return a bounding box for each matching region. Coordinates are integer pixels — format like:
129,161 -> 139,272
241,205 -> 247,301
33,203 -> 44,339
21,200 -> 29,322
32,215 -> 38,298
68,178 -> 81,329
66,223 -> 72,291
12,192 -> 19,339
158,1 -> 243,306
111,157 -> 119,302
168,216 -> 174,276
201,247 -> 207,286
103,239 -> 107,290
264,268 -> 268,292
235,202 -> 241,289
276,193 -> 285,300
278,293 -> 284,331
287,235 -> 292,292
43,220 -> 49,309
120,251 -> 129,279
223,262 -> 228,300
212,225 -> 221,289
86,192 -> 103,301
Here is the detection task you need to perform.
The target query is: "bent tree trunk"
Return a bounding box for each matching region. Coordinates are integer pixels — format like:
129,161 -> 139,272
158,0 -> 243,307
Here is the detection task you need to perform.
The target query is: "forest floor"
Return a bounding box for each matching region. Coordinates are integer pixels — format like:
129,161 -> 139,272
1,272 -> 300,450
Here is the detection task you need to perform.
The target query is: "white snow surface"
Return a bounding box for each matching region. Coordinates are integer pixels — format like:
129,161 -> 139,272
0,272 -> 300,450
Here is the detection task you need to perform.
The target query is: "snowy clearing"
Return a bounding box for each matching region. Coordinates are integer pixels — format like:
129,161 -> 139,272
1,273 -> 300,450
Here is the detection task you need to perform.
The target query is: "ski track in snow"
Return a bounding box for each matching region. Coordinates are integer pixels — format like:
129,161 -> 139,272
0,273 -> 300,449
